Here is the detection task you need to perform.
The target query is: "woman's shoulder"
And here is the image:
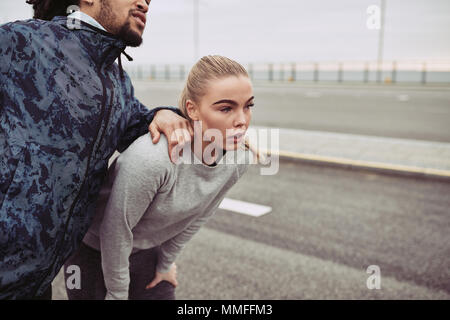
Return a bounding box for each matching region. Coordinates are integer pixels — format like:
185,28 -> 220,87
118,134 -> 174,174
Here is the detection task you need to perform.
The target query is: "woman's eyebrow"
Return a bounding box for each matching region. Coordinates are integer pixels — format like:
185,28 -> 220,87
212,96 -> 255,106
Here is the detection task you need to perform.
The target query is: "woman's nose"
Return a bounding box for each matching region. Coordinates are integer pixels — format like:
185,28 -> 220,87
233,111 -> 247,127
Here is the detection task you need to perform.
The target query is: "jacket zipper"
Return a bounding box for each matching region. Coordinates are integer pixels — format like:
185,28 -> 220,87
33,69 -> 114,297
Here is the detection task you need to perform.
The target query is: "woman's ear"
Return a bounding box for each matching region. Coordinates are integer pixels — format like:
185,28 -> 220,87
186,100 -> 200,121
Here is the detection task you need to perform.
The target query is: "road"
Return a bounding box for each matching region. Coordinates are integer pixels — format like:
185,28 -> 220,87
52,159 -> 450,299
51,82 -> 450,299
130,81 -> 450,143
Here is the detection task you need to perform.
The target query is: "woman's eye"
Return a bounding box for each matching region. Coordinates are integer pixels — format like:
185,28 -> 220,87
220,107 -> 232,113
245,104 -> 255,109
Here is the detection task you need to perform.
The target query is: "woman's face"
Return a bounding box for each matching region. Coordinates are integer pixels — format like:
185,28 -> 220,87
188,75 -> 254,151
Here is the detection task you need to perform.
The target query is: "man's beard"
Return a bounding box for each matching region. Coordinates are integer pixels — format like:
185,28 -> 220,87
117,21 -> 143,47
97,0 -> 143,47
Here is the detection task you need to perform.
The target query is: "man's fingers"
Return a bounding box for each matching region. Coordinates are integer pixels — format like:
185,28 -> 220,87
149,124 -> 161,144
167,128 -> 179,146
182,126 -> 191,145
175,129 -> 185,146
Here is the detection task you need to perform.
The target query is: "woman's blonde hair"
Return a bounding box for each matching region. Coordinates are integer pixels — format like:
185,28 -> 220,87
178,55 -> 263,163
178,55 -> 248,119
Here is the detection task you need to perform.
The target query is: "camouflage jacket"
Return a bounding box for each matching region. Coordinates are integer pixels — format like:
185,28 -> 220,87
0,16 -> 175,299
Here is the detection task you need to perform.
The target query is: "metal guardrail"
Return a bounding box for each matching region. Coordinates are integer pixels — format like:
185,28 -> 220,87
125,60 -> 450,84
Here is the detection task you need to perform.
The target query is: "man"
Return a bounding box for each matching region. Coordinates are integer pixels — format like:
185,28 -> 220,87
0,0 -> 192,299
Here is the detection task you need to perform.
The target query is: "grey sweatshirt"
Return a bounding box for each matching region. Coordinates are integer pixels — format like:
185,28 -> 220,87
82,134 -> 251,300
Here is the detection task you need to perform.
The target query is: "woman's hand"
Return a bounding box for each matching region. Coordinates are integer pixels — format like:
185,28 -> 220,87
145,263 -> 178,290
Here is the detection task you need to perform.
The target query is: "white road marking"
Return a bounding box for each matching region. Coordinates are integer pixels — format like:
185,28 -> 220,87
305,91 -> 323,98
396,94 -> 410,102
219,198 -> 272,217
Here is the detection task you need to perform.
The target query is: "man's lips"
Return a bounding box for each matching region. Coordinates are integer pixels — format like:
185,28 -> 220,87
132,11 -> 147,26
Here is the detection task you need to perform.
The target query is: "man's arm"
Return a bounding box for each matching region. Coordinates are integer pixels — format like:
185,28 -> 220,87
116,98 -> 181,153
117,82 -> 193,161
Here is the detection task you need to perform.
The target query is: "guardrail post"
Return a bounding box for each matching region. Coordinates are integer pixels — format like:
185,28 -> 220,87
165,65 -> 170,81
137,65 -> 142,80
179,65 -> 185,80
150,65 -> 156,80
268,63 -> 273,82
338,62 -> 343,83
290,63 -> 296,82
421,62 -> 427,85
364,62 -> 369,83
313,63 -> 319,82
392,61 -> 397,83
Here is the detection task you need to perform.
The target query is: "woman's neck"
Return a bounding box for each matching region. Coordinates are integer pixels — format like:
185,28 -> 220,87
191,140 -> 225,166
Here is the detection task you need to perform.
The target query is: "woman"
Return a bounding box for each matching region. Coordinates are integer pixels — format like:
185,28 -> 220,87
63,55 -> 258,300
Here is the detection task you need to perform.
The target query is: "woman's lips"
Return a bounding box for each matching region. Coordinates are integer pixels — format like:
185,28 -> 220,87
227,132 -> 245,143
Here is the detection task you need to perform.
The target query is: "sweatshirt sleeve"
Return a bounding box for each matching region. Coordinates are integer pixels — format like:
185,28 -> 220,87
156,213 -> 213,273
99,140 -> 170,300
116,80 -> 183,153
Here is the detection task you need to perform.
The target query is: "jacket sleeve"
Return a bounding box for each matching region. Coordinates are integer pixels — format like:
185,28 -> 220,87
99,147 -> 170,300
116,82 -> 184,153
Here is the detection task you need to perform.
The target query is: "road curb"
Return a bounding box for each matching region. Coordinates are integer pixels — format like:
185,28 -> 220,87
267,150 -> 450,181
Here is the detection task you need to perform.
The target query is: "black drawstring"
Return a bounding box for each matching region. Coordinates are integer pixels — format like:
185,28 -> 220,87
118,50 -> 134,79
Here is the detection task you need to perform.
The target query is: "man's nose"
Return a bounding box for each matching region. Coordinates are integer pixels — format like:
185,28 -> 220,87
137,0 -> 149,13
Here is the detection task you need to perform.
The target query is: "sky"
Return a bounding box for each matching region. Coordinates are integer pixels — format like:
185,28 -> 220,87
1,0 -> 449,66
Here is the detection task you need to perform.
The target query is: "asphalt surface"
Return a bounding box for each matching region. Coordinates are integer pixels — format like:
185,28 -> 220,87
131,81 -> 450,143
52,159 -> 450,299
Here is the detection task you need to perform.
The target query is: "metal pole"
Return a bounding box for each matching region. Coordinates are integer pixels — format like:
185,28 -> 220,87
194,0 -> 199,62
377,0 -> 386,83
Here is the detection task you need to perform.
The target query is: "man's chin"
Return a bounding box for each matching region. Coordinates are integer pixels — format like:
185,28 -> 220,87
117,24 -> 143,47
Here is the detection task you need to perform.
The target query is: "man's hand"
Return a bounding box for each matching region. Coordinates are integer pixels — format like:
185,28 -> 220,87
146,263 -> 178,290
149,110 -> 194,163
